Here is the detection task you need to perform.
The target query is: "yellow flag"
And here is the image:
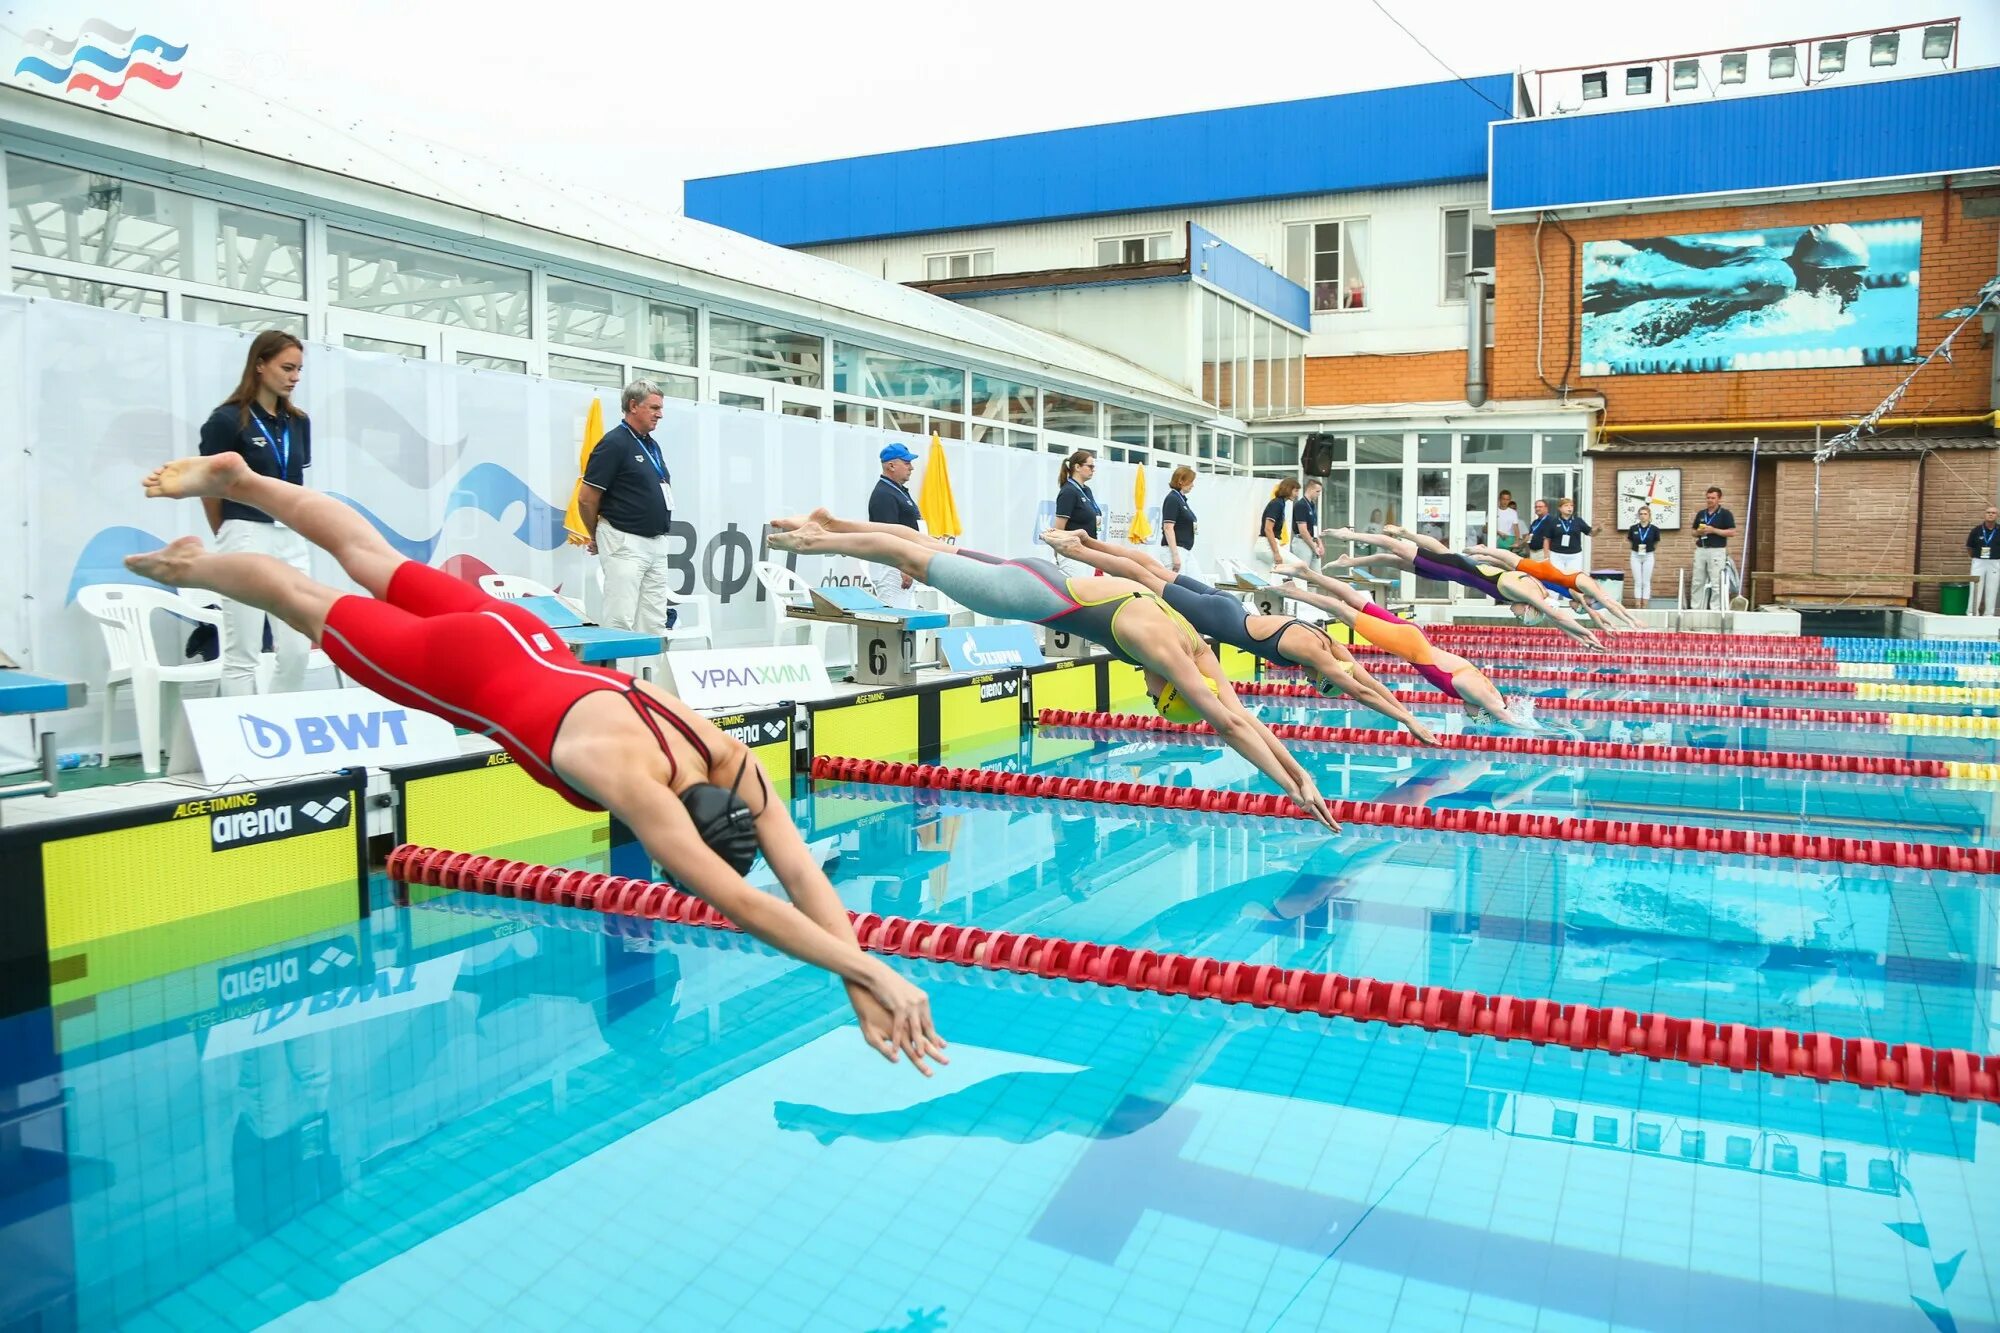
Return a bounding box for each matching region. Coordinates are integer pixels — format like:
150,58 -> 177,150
1128,466 -> 1153,543
563,396 -> 604,545
918,433 -> 962,539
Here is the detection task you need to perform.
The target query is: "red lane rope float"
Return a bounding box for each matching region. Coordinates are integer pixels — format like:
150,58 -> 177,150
385,844 -> 2000,1104
809,755 -> 2000,876
1236,679 -> 1894,726
1413,627 -> 1827,651
1035,709 -> 1950,779
1321,662 -> 1860,694
1332,646 -> 1842,672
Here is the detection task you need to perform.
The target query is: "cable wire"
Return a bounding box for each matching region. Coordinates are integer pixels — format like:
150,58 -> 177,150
1366,0 -> 1511,116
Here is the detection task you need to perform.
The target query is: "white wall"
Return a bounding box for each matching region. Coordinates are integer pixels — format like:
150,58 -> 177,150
950,282 -> 1196,392
801,182 -> 1490,359
0,296 -> 1274,765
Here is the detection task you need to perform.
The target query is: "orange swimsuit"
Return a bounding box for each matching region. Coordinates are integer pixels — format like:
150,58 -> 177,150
1515,556 -> 1579,591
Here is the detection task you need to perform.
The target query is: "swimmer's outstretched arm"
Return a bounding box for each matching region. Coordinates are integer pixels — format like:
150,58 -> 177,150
1381,524 -> 1452,556
597,769 -> 947,1073
1510,582 -> 1607,651
1273,563 -> 1369,609
1464,545 -> 1524,571
1041,529 -> 1171,593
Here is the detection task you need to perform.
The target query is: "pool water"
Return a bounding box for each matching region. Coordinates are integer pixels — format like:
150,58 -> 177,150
5,674 -> 1998,1331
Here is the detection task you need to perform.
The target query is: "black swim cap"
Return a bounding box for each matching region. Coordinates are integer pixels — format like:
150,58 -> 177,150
682,782 -> 760,874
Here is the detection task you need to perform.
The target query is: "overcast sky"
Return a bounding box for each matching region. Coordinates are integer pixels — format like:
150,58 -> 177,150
3,0 -> 1993,212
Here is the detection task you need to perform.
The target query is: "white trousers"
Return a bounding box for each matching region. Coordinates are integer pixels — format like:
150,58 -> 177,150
598,521 -> 676,634
1164,548 -> 1203,582
1628,551 -> 1655,603
215,519 -> 313,697
1692,547 -> 1732,611
870,562 -> 914,609
1549,550 -> 1586,576
1973,558 -> 2000,616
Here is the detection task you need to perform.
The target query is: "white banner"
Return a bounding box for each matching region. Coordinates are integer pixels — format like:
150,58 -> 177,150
666,645 -> 832,709
183,685 -> 461,783
0,296 -> 1271,764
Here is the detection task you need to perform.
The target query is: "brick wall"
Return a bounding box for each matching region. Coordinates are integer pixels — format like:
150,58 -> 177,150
1586,456 -> 1753,602
1916,450 -> 2000,610
1770,457 -> 1921,601
1304,349 -> 1466,406
1490,187 -> 1999,423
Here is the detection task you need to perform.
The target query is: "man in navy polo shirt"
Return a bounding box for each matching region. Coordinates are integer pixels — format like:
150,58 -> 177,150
866,442 -> 923,608
578,380 -> 675,633
1691,486 -> 1737,612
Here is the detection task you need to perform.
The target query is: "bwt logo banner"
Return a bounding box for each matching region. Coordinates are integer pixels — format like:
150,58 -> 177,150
241,710 -> 412,759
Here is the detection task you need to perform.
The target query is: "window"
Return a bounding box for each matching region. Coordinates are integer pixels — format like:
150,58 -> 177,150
709,315 -> 823,386
1353,433 -> 1404,465
924,250 -> 994,281
547,354 -> 624,389
1095,233 -> 1171,266
1581,71 -> 1607,100
546,278 -> 696,365
182,297 -> 306,338
1541,433 -> 1582,464
1442,209 -> 1496,302
11,267 -> 164,315
1283,220 -> 1369,313
781,401 -> 822,419
834,402 -> 878,427
653,373 -> 698,401
970,374 -> 1036,427
1041,392 -> 1098,437
1462,432 -> 1532,464
1625,67 -> 1652,96
1417,433 -> 1452,464
458,351 -> 528,374
6,156 -> 307,299
1106,407 -> 1147,446
1151,421 -> 1191,455
326,229 -> 530,335
832,344 -> 964,412
1252,436 -> 1302,469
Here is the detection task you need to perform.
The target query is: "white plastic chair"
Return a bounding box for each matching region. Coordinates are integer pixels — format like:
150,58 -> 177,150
176,588 -> 342,693
77,584 -> 226,774
754,561 -> 842,667
570,567 -> 716,652
479,572 -> 582,619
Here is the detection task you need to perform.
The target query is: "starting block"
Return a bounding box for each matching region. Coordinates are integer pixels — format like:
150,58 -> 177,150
1214,568 -> 1289,618
1040,621 -> 1097,660
789,586 -> 950,686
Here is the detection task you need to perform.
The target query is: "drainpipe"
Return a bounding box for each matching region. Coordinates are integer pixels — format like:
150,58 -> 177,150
1465,271 -> 1490,408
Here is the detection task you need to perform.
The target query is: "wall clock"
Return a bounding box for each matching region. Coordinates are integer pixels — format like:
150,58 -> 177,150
1615,468 -> 1681,528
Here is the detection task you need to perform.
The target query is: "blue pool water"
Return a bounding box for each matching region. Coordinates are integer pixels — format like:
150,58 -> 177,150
6,677 -> 1998,1330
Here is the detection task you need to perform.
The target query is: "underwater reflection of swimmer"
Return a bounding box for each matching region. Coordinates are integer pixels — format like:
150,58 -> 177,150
774,1007 -> 1241,1147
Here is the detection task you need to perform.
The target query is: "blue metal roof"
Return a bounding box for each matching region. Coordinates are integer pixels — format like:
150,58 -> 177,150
685,76 -> 1511,246
1191,223 -> 1310,329
1491,66 -> 2000,214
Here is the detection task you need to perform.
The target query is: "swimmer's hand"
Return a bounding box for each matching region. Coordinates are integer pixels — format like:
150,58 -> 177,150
1408,719 -> 1442,748
854,968 -> 949,1076
1292,778 -> 1341,832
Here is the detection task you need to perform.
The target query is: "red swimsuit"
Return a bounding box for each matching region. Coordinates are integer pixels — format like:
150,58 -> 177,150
320,561 -> 707,810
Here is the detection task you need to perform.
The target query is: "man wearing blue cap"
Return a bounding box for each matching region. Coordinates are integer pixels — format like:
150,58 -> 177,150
866,442 -> 923,607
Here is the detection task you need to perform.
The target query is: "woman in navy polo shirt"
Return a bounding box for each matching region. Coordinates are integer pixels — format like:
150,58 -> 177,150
196,330 -> 314,696
1545,497 -> 1592,577
1048,448 -> 1100,574
1626,505 -> 1661,608
1160,465 -> 1200,579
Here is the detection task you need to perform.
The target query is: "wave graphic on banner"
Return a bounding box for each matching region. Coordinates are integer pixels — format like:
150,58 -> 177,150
14,28 -> 188,102
23,19 -> 137,57
64,525 -> 174,601
333,463 -> 572,563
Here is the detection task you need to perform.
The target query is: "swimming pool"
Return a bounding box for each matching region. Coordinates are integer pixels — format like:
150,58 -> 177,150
6,653 -> 1997,1330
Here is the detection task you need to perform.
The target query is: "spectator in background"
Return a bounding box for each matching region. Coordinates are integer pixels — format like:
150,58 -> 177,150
1524,498 -> 1553,554
1255,478 -> 1301,568
1046,448 -> 1100,575
198,330 -> 315,697
1495,490 -> 1522,551
1691,486 -> 1737,612
1292,479 -> 1326,567
1545,497 -> 1592,576
578,380 -> 675,634
1160,465 -> 1200,580
867,442 -> 922,608
1969,504 -> 2000,616
1626,504 -> 1661,609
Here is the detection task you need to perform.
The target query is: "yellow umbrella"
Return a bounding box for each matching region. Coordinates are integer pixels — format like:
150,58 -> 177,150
918,433 -> 962,539
563,396 -> 605,545
1128,466 -> 1152,543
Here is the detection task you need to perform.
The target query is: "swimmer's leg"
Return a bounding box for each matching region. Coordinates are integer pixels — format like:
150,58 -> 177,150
125,537 -> 339,644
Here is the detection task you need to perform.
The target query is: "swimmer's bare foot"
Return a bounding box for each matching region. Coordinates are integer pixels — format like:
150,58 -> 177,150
1041,528 -> 1082,551
767,521 -> 830,553
143,453 -> 250,500
124,535 -> 208,587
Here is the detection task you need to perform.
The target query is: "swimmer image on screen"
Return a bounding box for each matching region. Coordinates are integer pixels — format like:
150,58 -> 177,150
125,453 -> 947,1075
1330,525 -> 1610,652
767,508 -> 1339,830
1039,527 -> 1440,747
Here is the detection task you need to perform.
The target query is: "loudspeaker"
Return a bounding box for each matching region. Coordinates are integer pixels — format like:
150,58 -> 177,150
1301,433 -> 1339,477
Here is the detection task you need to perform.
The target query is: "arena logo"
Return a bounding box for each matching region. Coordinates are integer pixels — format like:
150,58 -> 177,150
216,940 -> 360,1004
978,676 -> 1021,703
211,794 -> 350,850
241,709 -> 413,759
714,716 -> 791,747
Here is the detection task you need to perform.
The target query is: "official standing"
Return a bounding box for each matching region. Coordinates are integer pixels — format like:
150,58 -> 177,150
867,442 -> 923,608
1626,505 -> 1661,608
578,380 -> 675,634
1495,491 -> 1523,551
1691,486 -> 1737,612
1047,449 -> 1100,574
198,330 -> 315,697
1292,480 -> 1327,567
1160,465 -> 1200,579
1968,505 -> 2000,616
1546,497 -> 1592,576
1255,478 -> 1301,568
1524,498 -> 1553,554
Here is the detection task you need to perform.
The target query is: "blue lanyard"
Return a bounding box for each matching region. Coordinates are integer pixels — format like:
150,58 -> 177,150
1981,527 -> 1996,544
1634,525 -> 1655,545
625,423 -> 666,480
1558,518 -> 1574,536
251,411 -> 290,475
1067,481 -> 1097,515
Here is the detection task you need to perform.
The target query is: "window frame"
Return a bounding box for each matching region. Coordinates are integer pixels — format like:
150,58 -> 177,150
1283,216 -> 1371,315
1094,232 -> 1172,267
1439,206 -> 1496,304
922,248 -> 995,281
